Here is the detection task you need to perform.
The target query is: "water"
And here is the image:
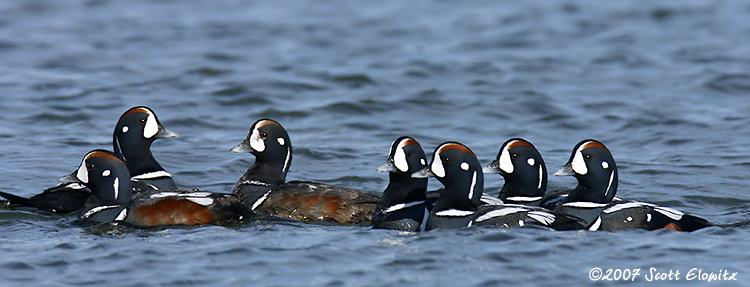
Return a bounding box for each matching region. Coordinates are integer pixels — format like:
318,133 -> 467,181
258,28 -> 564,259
1,0 -> 750,286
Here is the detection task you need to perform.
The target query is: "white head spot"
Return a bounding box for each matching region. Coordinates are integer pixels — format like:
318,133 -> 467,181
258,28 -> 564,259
277,137 -> 285,146
571,150 -> 588,175
602,161 -> 609,169
498,148 -> 514,174
143,113 -> 158,139
527,157 -> 535,166
249,128 -> 265,152
460,162 -> 469,171
122,126 -> 129,133
102,170 -> 111,177
420,158 -> 426,166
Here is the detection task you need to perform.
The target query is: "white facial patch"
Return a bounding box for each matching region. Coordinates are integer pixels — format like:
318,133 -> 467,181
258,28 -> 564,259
143,113 -> 158,139
420,158 -> 426,166
460,162 -> 469,171
249,127 -> 265,152
113,177 -> 120,200
102,170 -> 111,177
431,156 -> 446,178
122,126 -> 129,133
571,150 -> 588,175
76,162 -> 89,184
277,137 -> 285,146
393,145 -> 409,173
602,161 -> 609,169
527,158 -> 535,166
498,148 -> 514,174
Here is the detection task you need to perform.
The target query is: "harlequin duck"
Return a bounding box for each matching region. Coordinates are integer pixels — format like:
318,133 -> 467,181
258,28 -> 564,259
551,139 -> 712,231
230,119 -> 379,224
482,138 -> 569,209
414,142 -> 558,230
483,138 -> 547,205
64,150 -> 250,227
372,136 -> 431,231
0,106 -> 177,213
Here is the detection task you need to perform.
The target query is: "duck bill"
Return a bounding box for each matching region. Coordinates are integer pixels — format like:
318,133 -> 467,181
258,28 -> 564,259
482,161 -> 502,174
58,171 -> 82,183
376,160 -> 398,173
230,141 -> 252,153
552,163 -> 575,176
155,125 -> 178,138
411,166 -> 435,178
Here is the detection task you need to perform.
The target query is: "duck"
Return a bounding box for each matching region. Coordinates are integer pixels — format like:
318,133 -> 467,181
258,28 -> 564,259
0,106 -> 177,213
230,118 -> 379,224
414,142 -> 558,230
372,136 -> 431,231
482,138 -> 569,209
551,139 -> 712,231
65,150 -> 250,227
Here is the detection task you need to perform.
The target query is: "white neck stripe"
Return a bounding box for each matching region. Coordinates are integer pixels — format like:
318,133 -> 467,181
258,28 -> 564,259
241,180 -> 271,186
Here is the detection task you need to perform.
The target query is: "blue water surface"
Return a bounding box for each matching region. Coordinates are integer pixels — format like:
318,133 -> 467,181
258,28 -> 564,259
1,1 -> 750,286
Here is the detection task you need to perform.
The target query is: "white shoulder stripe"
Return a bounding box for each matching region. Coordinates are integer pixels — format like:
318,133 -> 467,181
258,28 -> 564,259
435,209 -> 474,217
588,216 -> 602,231
81,205 -> 120,219
115,208 -> 128,221
474,207 -> 527,222
252,190 -> 272,210
384,200 -> 426,214
131,170 -> 172,180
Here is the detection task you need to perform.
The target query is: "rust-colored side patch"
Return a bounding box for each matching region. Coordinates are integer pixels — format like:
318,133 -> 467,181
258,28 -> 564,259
129,198 -> 213,226
275,194 -> 344,222
662,223 -> 682,231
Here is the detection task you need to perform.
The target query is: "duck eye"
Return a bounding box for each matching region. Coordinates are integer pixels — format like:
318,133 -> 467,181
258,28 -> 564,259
261,132 -> 268,138
139,118 -> 146,124
584,154 -> 591,160
512,153 -> 519,159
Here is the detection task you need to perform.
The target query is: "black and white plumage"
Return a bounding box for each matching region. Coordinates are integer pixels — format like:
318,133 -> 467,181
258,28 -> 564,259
372,136 -> 431,232
0,106 -> 177,213
551,139 -> 712,232
230,119 -> 378,224
66,150 -> 250,227
414,142 -> 558,230
483,138 -> 548,206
